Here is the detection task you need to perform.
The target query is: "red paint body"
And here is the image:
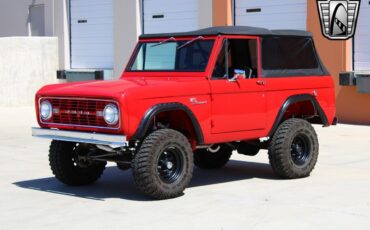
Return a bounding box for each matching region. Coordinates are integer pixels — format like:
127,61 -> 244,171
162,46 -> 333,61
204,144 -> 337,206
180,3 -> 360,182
35,35 -> 336,145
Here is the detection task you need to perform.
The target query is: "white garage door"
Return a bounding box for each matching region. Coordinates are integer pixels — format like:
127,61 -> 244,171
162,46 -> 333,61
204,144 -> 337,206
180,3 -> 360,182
70,0 -> 113,69
354,2 -> 370,71
235,0 -> 307,30
143,0 -> 199,34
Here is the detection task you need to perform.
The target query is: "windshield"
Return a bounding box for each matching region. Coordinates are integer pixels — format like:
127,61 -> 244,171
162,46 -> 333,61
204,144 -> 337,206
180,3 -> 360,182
127,39 -> 215,72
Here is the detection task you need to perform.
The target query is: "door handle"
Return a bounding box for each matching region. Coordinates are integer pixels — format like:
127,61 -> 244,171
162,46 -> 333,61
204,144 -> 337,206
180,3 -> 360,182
256,80 -> 266,86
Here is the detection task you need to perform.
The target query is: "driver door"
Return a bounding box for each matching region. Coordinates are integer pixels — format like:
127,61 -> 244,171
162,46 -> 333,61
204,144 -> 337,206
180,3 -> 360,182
210,37 -> 266,134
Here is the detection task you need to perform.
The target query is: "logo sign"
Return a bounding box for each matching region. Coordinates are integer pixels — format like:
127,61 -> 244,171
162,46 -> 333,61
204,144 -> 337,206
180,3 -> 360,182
317,0 -> 361,40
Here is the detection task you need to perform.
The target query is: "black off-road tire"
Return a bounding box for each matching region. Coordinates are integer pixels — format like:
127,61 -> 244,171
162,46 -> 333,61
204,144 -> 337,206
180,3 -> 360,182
49,140 -> 106,186
194,144 -> 233,169
268,118 -> 319,179
132,129 -> 193,199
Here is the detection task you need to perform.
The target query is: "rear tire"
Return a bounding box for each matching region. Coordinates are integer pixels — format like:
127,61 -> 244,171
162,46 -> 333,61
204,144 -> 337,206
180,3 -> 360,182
49,140 -> 106,186
132,129 -> 193,199
268,119 -> 319,179
194,144 -> 233,169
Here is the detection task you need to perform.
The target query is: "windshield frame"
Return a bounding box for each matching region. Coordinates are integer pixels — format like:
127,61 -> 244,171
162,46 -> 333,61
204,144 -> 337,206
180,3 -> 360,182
125,37 -> 216,73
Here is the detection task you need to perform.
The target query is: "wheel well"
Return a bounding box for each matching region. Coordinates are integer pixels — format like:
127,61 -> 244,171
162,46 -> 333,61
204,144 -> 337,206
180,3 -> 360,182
268,94 -> 329,137
152,110 -> 198,147
132,103 -> 204,147
283,100 -> 320,122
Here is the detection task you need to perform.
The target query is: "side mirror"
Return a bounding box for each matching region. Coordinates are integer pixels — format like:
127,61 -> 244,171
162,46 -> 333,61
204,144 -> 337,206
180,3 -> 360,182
229,69 -> 246,82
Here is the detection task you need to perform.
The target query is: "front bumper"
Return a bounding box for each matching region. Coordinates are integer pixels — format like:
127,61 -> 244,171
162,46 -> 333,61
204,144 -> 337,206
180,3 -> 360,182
32,127 -> 128,147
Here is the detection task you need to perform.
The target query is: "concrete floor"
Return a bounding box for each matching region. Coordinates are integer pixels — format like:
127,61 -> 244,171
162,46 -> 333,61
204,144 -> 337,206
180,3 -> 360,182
0,107 -> 369,229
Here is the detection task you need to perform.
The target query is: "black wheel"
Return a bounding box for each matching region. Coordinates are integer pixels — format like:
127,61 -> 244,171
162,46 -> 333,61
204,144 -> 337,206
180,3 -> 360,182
49,140 -> 106,186
268,118 -> 319,179
132,129 -> 193,199
194,144 -> 233,169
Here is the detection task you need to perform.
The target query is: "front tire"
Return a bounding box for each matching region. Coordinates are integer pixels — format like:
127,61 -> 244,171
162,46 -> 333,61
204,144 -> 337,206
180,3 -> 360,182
132,129 -> 194,199
49,140 -> 106,186
268,119 -> 319,179
194,144 -> 233,169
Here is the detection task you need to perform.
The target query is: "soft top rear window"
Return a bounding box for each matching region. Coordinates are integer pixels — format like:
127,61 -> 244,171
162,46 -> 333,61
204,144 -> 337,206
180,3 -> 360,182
261,37 -> 328,77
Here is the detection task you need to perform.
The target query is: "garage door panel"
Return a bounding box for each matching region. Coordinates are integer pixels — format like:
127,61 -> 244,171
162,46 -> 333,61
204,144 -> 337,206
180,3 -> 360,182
71,4 -> 111,12
71,60 -> 113,69
72,56 -> 113,61
70,0 -> 113,69
144,6 -> 197,14
71,24 -> 112,31
355,41 -> 370,51
73,46 -> 113,54
354,2 -> 370,70
71,13 -> 112,20
357,19 -> 370,26
237,21 -> 306,30
236,13 -> 307,23
144,11 -> 198,21
235,5 -> 306,15
236,0 -> 306,8
70,5 -> 111,18
144,0 -> 197,13
235,0 -> 307,30
72,17 -> 112,25
355,52 -> 370,61
71,26 -> 112,36
72,38 -> 112,44
72,43 -> 113,49
71,0 -> 111,7
145,20 -> 198,33
143,0 -> 198,34
356,25 -> 370,36
354,63 -> 370,70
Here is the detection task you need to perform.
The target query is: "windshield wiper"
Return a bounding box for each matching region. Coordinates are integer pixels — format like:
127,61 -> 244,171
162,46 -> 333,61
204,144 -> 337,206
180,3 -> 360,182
177,36 -> 204,50
150,37 -> 176,47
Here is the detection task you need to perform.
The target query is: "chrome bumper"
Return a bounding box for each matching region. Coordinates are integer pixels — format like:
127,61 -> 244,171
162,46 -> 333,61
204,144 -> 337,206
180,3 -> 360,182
31,127 -> 128,147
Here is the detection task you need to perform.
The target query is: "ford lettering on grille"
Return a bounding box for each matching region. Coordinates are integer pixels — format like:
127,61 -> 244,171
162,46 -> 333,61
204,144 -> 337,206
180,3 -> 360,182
39,97 -> 119,129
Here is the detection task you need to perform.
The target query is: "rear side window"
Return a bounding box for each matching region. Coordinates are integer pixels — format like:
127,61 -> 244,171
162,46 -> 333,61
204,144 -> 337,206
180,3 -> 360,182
261,37 -> 328,77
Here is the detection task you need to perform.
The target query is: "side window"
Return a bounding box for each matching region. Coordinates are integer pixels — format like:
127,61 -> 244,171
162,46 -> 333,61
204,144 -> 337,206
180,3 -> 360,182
261,37 -> 326,77
212,40 -> 228,79
262,37 -> 318,70
212,39 -> 258,79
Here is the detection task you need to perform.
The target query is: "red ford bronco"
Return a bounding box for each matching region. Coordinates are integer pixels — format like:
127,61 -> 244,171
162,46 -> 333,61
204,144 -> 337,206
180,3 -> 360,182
32,26 -> 336,199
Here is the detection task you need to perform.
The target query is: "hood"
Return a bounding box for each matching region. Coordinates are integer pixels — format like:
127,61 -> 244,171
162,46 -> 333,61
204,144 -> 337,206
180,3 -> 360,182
37,77 -> 210,100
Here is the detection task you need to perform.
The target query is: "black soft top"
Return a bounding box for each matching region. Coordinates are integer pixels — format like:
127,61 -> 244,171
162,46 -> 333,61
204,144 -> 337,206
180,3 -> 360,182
139,26 -> 312,39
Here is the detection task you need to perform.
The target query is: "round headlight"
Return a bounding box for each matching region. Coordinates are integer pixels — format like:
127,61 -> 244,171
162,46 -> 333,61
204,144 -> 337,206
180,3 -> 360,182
103,104 -> 119,125
40,100 -> 52,120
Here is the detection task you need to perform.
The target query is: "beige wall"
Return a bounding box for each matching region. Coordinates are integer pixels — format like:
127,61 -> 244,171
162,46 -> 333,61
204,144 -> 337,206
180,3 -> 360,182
199,0 -> 213,29
112,0 -> 142,78
0,37 -> 58,106
53,0 -> 70,70
0,0 -> 54,37
0,0 -> 69,70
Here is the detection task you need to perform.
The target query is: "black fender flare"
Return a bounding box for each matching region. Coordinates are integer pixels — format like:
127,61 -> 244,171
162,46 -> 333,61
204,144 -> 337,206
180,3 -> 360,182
132,103 -> 204,144
268,94 -> 329,137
